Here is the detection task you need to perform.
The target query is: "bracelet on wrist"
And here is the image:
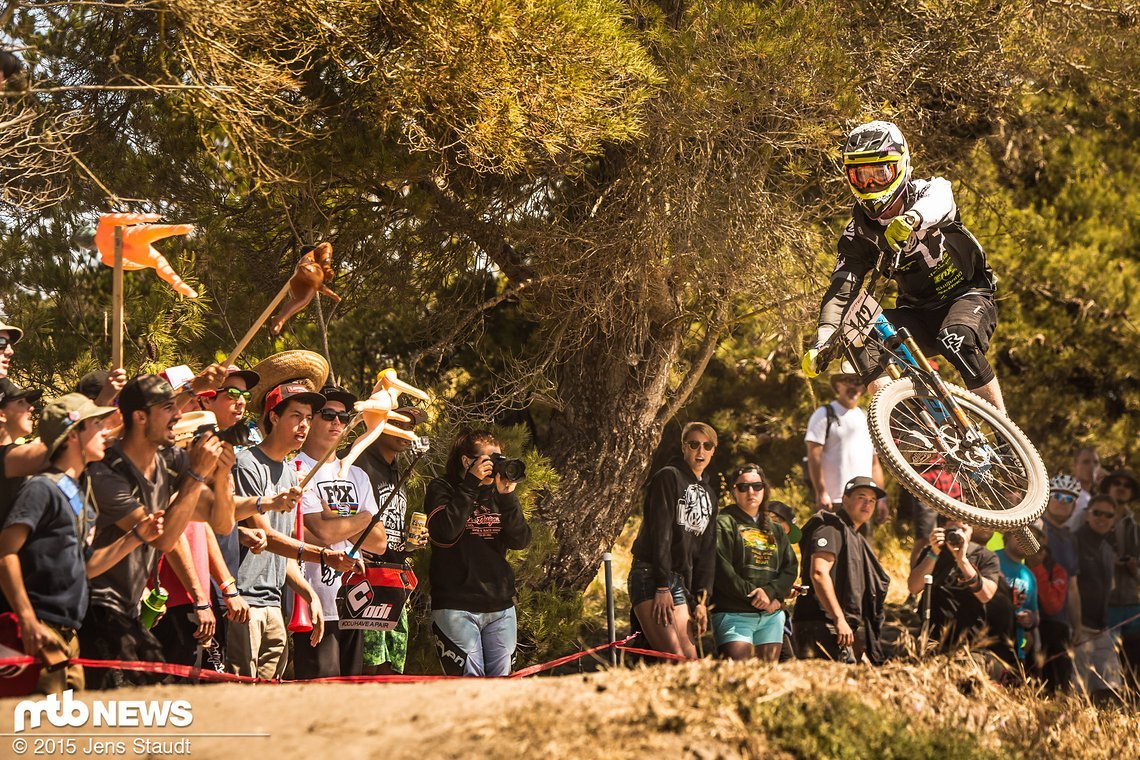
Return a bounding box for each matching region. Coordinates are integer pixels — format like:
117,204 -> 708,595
220,576 -> 236,590
130,522 -> 149,545
222,590 -> 241,599
256,496 -> 265,514
186,469 -> 207,484
193,602 -> 211,611
297,544 -> 306,563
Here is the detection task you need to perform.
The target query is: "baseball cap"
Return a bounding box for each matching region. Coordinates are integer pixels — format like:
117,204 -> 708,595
0,378 -> 41,406
843,475 -> 887,500
119,374 -> 176,418
766,500 -> 802,543
392,406 -> 428,427
222,365 -> 260,390
318,384 -> 357,410
75,370 -> 108,401
0,321 -> 22,344
40,393 -> 117,455
262,383 -> 325,417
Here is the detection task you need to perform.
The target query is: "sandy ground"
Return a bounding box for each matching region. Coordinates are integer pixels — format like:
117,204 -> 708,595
0,669 -> 708,760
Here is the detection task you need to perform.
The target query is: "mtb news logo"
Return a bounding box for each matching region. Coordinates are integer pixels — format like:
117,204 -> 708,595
12,690 -> 193,733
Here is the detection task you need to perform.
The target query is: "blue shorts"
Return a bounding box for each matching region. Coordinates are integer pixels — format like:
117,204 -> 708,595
628,562 -> 688,608
712,609 -> 786,647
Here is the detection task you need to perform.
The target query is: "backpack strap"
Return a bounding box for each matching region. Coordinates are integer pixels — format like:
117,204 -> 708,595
823,402 -> 839,443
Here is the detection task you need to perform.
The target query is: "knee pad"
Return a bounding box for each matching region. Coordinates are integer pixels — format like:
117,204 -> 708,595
937,325 -> 994,388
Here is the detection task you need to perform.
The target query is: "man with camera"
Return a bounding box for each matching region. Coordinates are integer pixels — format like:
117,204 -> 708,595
908,516 -> 1000,651
82,374 -> 227,689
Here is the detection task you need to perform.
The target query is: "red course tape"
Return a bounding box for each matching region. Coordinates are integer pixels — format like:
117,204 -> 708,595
0,633 -> 683,685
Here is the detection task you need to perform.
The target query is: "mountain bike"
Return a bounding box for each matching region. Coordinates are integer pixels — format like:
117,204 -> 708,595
815,259 -> 1048,554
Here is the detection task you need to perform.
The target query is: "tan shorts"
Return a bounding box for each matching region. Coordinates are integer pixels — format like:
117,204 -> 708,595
37,624 -> 83,695
225,606 -> 287,680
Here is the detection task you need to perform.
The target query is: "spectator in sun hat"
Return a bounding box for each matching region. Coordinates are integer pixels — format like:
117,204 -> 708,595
0,378 -> 41,447
81,374 -> 227,689
0,394 -> 163,694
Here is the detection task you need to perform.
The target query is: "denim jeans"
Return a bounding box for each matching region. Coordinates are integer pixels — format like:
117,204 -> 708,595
432,607 -> 518,677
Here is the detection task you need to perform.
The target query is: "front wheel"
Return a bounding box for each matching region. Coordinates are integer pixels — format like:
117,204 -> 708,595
868,378 -> 1048,529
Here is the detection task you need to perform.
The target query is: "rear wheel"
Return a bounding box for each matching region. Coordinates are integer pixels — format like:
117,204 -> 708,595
868,378 -> 1048,529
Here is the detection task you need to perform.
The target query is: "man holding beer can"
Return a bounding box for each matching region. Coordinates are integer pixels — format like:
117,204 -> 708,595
349,404 -> 428,675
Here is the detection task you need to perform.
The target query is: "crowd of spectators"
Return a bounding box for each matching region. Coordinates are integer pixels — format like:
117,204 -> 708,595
2,314 -> 1139,703
0,319 -> 535,694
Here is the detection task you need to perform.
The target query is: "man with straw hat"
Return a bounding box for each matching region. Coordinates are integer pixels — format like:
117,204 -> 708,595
0,394 -> 163,694
0,319 -> 21,380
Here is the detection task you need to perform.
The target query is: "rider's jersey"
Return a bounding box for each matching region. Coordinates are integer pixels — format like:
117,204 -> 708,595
819,177 -> 995,332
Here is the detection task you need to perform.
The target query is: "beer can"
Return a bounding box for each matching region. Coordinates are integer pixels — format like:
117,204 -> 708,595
408,511 -> 428,545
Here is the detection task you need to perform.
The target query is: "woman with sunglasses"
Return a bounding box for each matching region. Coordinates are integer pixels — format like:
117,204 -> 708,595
628,422 -> 719,659
712,464 -> 797,662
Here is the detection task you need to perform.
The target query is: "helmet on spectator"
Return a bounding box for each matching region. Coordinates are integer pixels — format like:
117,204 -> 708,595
842,120 -> 911,220
1048,472 -> 1081,497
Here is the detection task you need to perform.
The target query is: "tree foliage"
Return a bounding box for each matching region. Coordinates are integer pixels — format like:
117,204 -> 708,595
2,1 -> 1140,603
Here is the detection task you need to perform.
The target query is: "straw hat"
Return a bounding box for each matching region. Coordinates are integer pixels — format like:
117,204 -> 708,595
249,350 -> 329,414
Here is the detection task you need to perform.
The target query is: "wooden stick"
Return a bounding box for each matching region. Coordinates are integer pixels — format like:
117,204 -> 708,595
111,225 -> 124,370
298,413 -> 363,490
222,280 -> 290,368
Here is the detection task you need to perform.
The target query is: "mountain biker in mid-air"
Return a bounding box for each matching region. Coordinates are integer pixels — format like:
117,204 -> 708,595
802,120 -> 1006,414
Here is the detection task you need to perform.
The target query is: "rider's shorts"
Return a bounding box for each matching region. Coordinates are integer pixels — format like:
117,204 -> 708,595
854,292 -> 997,390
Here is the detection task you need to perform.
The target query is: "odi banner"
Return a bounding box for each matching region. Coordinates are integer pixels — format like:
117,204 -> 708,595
336,564 -> 418,631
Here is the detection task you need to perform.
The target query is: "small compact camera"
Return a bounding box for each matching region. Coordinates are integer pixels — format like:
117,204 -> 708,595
490,452 -> 526,483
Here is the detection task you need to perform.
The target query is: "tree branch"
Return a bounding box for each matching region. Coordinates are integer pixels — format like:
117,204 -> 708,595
421,180 -> 536,283
657,301 -> 729,426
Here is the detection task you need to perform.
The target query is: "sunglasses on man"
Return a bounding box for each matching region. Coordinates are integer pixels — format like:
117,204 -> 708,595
318,409 -> 354,423
0,337 -> 10,350
685,440 -> 715,452
734,482 -> 765,493
1089,509 -> 1116,519
1050,492 -> 1076,503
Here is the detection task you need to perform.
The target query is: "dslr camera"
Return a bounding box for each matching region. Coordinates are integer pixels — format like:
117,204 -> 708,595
194,422 -> 252,448
490,452 -> 526,483
944,527 -> 966,551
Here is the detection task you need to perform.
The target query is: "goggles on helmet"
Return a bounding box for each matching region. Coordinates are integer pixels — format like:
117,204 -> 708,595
846,162 -> 900,194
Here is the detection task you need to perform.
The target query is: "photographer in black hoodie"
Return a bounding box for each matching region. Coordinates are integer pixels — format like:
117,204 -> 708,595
628,422 -> 719,659
426,430 -> 531,676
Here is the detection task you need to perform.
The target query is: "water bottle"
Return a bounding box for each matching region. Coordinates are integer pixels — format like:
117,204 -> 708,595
139,586 -> 168,629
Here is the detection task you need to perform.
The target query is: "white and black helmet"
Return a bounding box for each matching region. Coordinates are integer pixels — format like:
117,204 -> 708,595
1049,472 -> 1082,497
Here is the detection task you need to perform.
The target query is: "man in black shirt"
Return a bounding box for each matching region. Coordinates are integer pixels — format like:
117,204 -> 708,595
793,476 -> 891,663
1073,495 -> 1124,700
802,121 -> 1005,413
907,517 -> 1000,651
351,405 -> 427,675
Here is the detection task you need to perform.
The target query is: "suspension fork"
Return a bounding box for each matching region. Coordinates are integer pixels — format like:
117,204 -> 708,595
870,315 -> 982,441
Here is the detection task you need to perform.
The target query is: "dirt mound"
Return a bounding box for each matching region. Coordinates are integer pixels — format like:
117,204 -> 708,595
3,655 -> 1135,759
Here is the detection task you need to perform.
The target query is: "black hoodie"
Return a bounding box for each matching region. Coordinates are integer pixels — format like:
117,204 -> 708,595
630,458 -> 718,602
426,472 -> 532,613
